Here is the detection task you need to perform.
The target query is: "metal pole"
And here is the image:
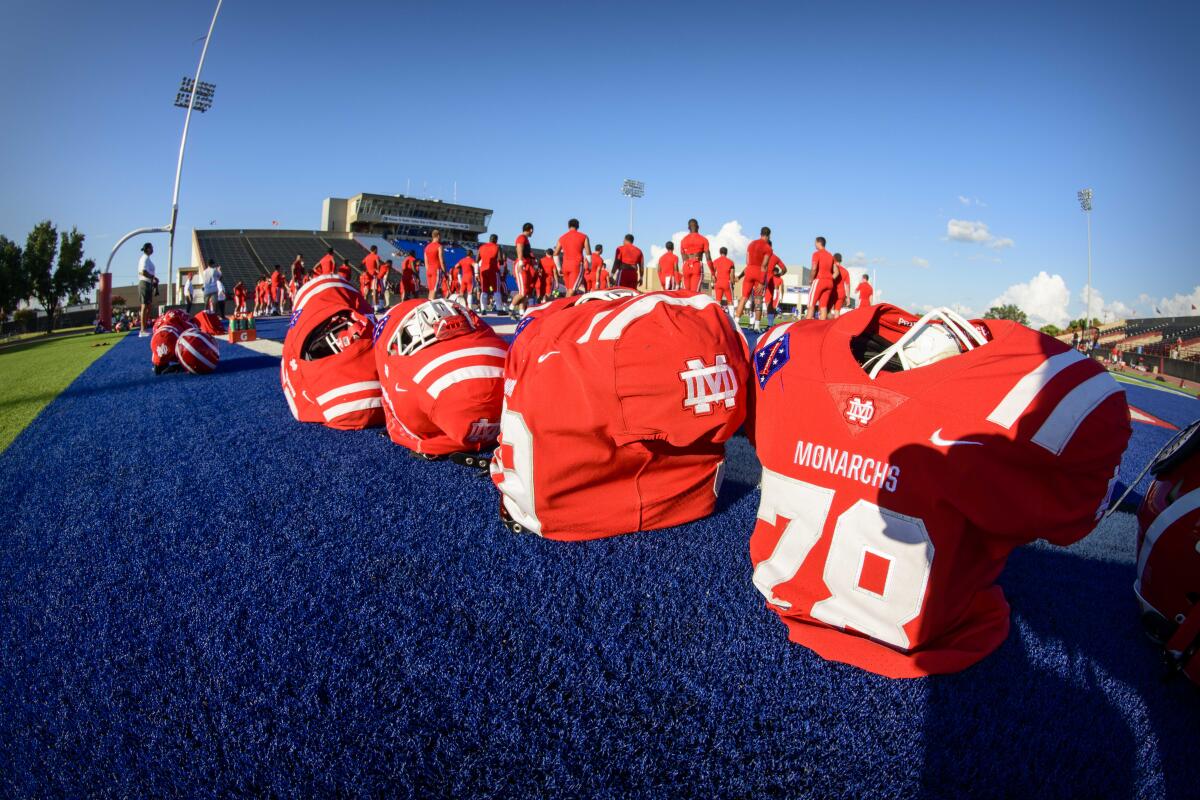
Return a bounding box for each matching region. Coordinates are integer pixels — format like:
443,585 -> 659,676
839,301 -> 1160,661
167,0 -> 224,307
1085,210 -> 1093,327
629,197 -> 634,235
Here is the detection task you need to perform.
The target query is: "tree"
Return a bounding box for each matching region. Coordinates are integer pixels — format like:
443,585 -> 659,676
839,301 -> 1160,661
0,235 -> 28,321
1067,317 -> 1103,331
982,304 -> 1029,326
24,222 -> 98,332
1039,324 -> 1062,336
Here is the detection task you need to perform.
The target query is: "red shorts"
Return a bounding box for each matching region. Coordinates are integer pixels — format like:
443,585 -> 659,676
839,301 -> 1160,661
481,270 -> 498,293
270,286 -> 281,301
426,269 -> 440,290
460,275 -> 474,293
683,260 -> 703,292
810,277 -> 834,310
714,284 -> 732,303
562,268 -> 582,293
402,277 -> 416,295
596,270 -> 610,289
515,267 -> 534,296
614,265 -> 639,289
741,274 -> 765,299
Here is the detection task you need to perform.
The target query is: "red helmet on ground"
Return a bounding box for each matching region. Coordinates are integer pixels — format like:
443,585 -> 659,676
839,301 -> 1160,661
190,310 -> 227,336
280,274 -> 382,430
175,328 -> 220,374
150,325 -> 181,368
1136,419 -> 1200,686
155,309 -> 192,332
373,299 -> 507,456
491,291 -> 750,541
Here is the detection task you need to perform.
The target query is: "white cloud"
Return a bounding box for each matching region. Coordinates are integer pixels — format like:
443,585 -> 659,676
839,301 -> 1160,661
1137,286 -> 1200,317
845,251 -> 884,268
647,220 -> 752,271
990,271 -> 1071,328
911,257 -> 930,268
1078,288 -> 1135,323
947,218 -> 1013,249
957,195 -> 971,206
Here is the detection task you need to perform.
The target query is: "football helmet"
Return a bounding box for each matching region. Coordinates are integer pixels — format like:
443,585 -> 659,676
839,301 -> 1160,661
388,299 -> 476,356
302,309 -> 373,360
861,307 -> 989,377
1135,419 -> 1200,685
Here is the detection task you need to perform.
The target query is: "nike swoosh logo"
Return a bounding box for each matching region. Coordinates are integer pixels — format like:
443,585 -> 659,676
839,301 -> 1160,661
537,351 -> 561,364
393,384 -> 407,393
930,428 -> 983,447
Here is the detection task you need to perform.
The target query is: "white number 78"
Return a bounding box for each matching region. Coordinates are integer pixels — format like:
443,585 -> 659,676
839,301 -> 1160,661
752,467 -> 934,650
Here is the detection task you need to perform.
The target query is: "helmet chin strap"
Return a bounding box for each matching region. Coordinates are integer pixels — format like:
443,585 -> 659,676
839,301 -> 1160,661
861,307 -> 989,380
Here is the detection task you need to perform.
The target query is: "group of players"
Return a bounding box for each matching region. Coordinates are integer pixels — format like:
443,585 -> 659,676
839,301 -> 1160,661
228,220 -> 877,330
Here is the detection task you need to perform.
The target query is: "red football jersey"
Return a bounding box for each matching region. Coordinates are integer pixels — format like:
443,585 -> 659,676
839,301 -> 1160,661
374,299 -> 507,456
749,305 -> 1131,677
491,291 -> 751,541
281,274 -> 382,430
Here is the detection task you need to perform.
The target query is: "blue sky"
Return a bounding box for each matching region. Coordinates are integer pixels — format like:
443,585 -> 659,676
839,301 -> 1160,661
1,0 -> 1197,326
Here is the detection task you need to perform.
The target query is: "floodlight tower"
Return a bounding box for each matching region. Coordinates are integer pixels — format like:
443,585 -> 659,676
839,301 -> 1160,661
1077,188 -> 1094,328
101,0 -> 223,323
622,179 -> 645,235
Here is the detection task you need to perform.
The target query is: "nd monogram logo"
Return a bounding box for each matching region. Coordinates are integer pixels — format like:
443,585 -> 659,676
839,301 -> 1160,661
845,396 -> 875,426
680,354 -> 738,415
466,418 -> 501,442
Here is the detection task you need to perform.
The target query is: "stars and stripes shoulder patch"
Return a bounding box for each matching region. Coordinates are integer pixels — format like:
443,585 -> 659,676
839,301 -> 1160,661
755,328 -> 791,390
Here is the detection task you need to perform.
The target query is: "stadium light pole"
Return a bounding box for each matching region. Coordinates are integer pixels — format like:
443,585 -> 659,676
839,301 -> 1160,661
1077,188 -> 1093,329
622,179 -> 644,235
102,0 -> 223,318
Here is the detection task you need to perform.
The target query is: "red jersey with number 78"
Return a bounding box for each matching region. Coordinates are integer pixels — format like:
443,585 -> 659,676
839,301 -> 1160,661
749,305 -> 1130,677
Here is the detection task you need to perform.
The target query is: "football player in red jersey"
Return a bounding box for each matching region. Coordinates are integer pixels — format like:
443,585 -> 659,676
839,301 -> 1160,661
763,246 -> 788,328
589,245 -> 609,289
491,290 -> 751,540
613,234 -> 644,289
734,226 -> 773,330
657,241 -> 680,291
455,250 -> 478,311
232,280 -> 247,315
748,305 -> 1130,677
554,218 -> 593,297
316,247 -> 336,276
400,252 -> 418,301
270,266 -> 284,314
680,219 -> 712,293
856,274 -> 874,308
710,247 -> 736,309
510,222 -> 536,318
538,249 -> 556,302
829,253 -> 851,318
292,254 -> 306,285
424,229 -> 445,301
477,234 -> 503,312
807,236 -> 837,320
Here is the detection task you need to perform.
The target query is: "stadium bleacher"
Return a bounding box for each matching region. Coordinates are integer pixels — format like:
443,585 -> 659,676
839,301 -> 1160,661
196,236 -> 262,290
194,231 -> 372,292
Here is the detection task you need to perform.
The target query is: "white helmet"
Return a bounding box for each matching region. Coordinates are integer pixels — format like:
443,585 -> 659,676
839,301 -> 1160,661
390,299 -> 475,356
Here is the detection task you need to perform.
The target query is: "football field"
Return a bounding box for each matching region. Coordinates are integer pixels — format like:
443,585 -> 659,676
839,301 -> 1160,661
1,325 -> 1198,797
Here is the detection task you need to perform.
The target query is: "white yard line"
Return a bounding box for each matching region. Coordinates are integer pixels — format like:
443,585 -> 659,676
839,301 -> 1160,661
231,337 -> 283,358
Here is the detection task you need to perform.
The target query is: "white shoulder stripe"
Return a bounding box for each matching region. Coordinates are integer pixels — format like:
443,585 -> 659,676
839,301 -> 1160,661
315,380 -> 381,407
294,276 -> 358,310
594,294 -> 719,342
986,349 -> 1087,429
575,308 -> 616,344
322,397 -> 383,421
760,322 -> 794,349
412,347 -> 507,384
1030,372 -> 1122,455
1136,487 -> 1200,583
426,365 -> 504,398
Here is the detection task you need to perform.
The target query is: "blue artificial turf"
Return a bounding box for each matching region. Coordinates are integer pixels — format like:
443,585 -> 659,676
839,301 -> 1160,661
1,331 -> 1198,797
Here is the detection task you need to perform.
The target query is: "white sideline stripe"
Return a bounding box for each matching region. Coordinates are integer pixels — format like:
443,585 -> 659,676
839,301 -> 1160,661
1136,487 -> 1200,581
236,338 -> 283,357
316,380 -> 381,407
178,337 -> 216,370
1030,373 -> 1122,455
596,293 -> 719,341
427,365 -> 504,398
322,397 -> 383,421
412,347 -> 507,383
986,349 -> 1087,429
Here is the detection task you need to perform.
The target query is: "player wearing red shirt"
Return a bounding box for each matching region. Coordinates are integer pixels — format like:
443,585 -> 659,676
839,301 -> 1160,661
588,246 -> 607,290
680,219 -> 713,293
377,259 -> 392,309
424,230 -> 445,301
316,248 -> 336,276
537,251 -> 556,301
510,222 -> 536,317
554,219 -> 592,297
710,248 -> 736,308
291,255 -> 306,285
763,246 -> 788,327
749,306 -> 1130,676
657,242 -> 680,291
613,234 -> 644,290
829,252 -> 852,318
400,254 -> 418,301
232,280 -> 247,315
269,267 -> 284,314
856,274 -> 874,308
734,226 -> 773,329
359,269 -> 372,298
807,236 -> 837,320
362,246 -> 381,308
478,235 -> 503,312
455,251 -> 478,310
